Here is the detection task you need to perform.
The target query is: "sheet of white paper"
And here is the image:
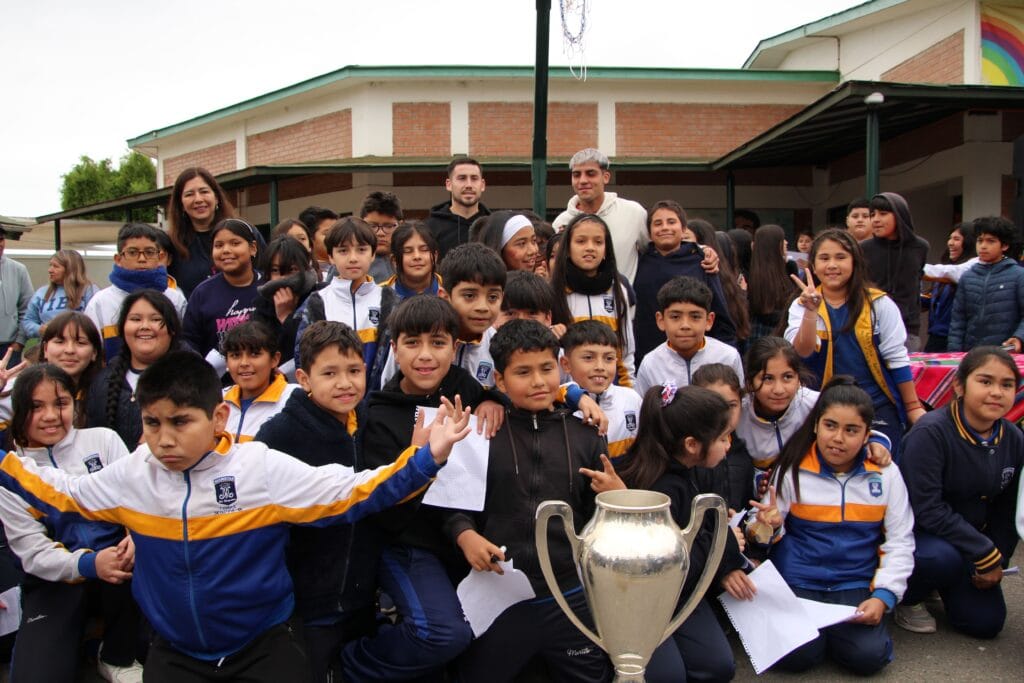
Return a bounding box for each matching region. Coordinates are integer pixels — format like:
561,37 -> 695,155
0,586 -> 20,637
457,560 -> 536,637
420,407 -> 489,511
718,560 -> 820,674
796,597 -> 859,630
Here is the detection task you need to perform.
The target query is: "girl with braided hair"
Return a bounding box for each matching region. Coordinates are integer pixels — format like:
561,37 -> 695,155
86,289 -> 184,448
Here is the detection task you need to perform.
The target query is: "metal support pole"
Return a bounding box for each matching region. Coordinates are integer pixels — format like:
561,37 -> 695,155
125,207 -> 132,224
864,92 -> 884,198
269,178 -> 279,228
726,171 -> 735,230
54,218 -> 61,251
532,0 -> 551,217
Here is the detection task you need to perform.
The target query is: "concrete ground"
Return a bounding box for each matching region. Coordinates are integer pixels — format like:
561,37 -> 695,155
26,549 -> 1024,682
732,548 -> 1024,682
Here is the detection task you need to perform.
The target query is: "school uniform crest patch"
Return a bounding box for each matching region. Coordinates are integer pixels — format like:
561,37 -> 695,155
83,454 -> 103,474
476,362 -> 493,383
215,476 -> 238,506
1001,467 -> 1015,490
624,411 -> 637,432
603,296 -> 615,314
368,307 -> 381,325
868,477 -> 883,498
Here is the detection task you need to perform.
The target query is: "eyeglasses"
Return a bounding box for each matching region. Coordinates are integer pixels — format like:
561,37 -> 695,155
368,222 -> 399,233
121,248 -> 162,260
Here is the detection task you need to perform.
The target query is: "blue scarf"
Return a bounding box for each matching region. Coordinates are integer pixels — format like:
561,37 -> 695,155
109,265 -> 169,293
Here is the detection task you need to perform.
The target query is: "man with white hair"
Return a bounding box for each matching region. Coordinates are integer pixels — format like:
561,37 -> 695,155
553,148 -> 649,283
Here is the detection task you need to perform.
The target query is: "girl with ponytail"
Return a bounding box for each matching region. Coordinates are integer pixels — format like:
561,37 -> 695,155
618,383 -> 752,683
750,376 -> 914,675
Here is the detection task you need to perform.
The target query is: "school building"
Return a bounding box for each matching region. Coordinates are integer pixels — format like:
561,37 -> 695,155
37,0 -> 1024,257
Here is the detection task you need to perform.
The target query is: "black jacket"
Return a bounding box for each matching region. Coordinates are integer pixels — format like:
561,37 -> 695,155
696,434 -> 755,513
362,366 -> 498,562
861,192 -> 930,336
252,281 -> 327,368
255,391 -> 377,620
425,200 -> 490,262
445,407 -> 604,596
651,458 -> 747,596
633,242 -> 737,363
85,365 -> 142,449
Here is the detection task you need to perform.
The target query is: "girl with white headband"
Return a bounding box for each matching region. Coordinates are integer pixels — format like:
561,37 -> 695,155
474,211 -> 540,273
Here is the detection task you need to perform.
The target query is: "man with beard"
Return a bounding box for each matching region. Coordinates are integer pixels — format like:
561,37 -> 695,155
426,157 -> 490,262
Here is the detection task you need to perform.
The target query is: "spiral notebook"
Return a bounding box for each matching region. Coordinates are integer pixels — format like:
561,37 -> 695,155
718,560 -> 855,674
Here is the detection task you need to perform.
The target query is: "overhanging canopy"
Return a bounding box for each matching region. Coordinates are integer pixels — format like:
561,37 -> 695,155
714,80 -> 1024,170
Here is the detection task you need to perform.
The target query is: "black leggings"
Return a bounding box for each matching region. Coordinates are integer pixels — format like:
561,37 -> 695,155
11,575 -> 139,682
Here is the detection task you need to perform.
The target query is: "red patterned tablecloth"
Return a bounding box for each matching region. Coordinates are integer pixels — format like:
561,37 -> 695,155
909,352 -> 1024,424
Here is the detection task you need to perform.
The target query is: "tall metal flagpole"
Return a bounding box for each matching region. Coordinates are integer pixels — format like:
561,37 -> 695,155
533,0 -> 551,217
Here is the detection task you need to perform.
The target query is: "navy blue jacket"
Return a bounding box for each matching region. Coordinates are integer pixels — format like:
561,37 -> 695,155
901,401 -> 1022,572
633,242 -> 736,364
948,257 -> 1024,350
255,392 -> 377,621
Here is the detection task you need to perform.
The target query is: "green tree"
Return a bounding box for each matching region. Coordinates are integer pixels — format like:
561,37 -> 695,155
60,150 -> 157,221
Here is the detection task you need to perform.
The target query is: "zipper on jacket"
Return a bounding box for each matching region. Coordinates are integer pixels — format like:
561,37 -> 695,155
181,468 -> 209,650
46,446 -> 58,469
772,421 -> 784,455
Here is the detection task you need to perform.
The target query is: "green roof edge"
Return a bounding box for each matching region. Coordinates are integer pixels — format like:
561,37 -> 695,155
127,64 -> 838,147
742,0 -> 909,68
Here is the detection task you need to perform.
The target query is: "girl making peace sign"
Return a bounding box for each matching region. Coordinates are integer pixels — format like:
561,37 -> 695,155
785,229 -> 924,462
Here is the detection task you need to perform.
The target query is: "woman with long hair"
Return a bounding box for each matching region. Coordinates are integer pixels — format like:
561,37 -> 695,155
924,222 -> 976,352
748,225 -> 799,341
23,249 -> 98,340
165,167 -> 238,297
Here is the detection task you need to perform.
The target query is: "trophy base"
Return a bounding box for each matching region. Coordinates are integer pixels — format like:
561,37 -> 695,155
612,663 -> 646,682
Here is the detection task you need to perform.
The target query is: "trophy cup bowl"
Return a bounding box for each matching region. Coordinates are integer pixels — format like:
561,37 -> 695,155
535,489 -> 727,683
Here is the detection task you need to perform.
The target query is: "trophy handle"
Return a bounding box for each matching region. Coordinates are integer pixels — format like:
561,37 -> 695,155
662,493 -> 728,640
535,500 -> 604,650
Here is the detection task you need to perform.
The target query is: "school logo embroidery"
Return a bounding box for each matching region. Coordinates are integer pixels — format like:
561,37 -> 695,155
1001,467 -> 1015,490
603,296 -> 614,314
82,454 -> 103,474
476,362 -> 493,383
368,307 -> 381,325
214,476 -> 238,506
624,411 -> 637,432
868,477 -> 883,498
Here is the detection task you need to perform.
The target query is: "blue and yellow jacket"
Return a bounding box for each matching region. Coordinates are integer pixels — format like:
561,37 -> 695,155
0,434 -> 440,660
767,446 -> 915,608
294,276 -> 396,371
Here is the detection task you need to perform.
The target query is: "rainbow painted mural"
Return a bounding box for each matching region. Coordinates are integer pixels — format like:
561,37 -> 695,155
982,4 -> 1024,85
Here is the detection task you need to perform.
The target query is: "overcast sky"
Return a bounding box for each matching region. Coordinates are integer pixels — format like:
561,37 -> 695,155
1,0 -> 861,217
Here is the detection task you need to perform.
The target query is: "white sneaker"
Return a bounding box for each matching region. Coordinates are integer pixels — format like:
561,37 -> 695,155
895,603 -> 937,634
97,657 -> 144,683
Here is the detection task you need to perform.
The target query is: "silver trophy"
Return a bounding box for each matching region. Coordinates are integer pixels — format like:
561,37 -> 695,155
535,489 -> 727,683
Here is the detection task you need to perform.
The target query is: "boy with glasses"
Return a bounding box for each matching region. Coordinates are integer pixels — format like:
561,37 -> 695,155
85,223 -> 188,361
360,191 -> 403,284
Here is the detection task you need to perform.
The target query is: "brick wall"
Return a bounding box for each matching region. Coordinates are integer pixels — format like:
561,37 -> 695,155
163,141 -> 236,187
615,103 -> 803,159
468,102 -> 598,157
393,102 -> 451,156
882,30 -> 964,84
247,110 -> 352,165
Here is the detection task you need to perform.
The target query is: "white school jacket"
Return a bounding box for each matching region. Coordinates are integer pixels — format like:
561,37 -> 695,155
223,373 -> 300,443
635,338 -> 744,397
564,286 -> 636,387
0,427 -> 129,582
573,384 -> 642,460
